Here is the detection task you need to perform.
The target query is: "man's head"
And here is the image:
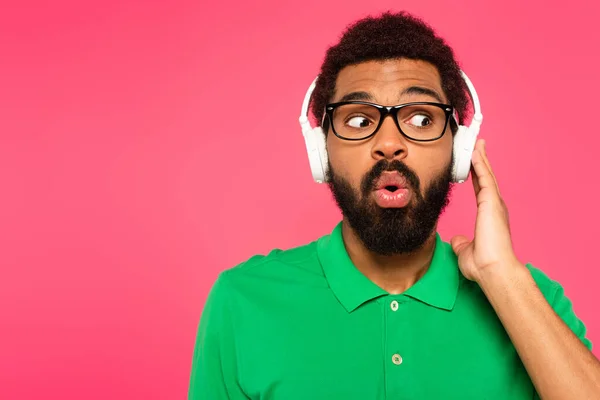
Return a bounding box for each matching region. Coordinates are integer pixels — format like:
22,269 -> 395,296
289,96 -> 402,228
312,12 -> 469,255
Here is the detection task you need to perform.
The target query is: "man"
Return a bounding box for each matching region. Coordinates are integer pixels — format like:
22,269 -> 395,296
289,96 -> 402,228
189,11 -> 600,399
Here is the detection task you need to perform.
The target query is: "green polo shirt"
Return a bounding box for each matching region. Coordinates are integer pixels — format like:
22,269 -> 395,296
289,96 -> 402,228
189,222 -> 592,399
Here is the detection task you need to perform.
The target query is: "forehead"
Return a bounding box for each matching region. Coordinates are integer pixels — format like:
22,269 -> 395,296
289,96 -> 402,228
332,59 -> 445,103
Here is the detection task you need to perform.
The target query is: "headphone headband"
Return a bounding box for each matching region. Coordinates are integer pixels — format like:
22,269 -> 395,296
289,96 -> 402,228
299,77 -> 318,127
459,71 -> 483,123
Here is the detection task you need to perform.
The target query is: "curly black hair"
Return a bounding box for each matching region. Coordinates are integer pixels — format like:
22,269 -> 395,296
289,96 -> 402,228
311,11 -> 470,133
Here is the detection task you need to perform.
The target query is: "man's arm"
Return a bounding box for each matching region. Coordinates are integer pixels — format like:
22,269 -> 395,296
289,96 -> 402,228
478,262 -> 600,400
188,273 -> 248,400
450,140 -> 600,399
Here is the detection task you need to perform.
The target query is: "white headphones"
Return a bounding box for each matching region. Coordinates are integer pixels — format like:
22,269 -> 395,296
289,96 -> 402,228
298,70 -> 483,184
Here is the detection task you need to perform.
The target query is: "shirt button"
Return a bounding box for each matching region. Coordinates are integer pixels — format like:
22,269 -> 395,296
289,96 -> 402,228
392,354 -> 403,365
390,300 -> 399,311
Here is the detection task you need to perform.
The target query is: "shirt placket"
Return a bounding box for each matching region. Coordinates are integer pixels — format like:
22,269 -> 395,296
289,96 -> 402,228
384,295 -> 408,399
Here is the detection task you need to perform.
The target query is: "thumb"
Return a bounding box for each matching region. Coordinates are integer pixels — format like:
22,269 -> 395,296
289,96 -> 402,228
451,235 -> 471,255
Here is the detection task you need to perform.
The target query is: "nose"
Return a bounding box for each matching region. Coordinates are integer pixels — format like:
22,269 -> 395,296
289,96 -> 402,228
371,115 -> 408,162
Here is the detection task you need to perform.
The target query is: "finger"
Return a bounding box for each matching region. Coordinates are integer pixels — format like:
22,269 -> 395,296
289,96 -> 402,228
470,164 -> 481,195
469,140 -> 483,195
450,235 -> 471,255
471,141 -> 499,195
478,140 -> 501,195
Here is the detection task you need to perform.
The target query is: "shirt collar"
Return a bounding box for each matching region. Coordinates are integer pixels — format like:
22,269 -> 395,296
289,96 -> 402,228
317,221 -> 460,313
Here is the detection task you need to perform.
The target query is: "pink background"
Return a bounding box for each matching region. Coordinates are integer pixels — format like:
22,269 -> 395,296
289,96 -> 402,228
1,0 -> 599,398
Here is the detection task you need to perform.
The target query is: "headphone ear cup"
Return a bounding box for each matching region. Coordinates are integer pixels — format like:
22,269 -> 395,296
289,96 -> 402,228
303,126 -> 328,184
313,127 -> 329,183
452,125 -> 476,183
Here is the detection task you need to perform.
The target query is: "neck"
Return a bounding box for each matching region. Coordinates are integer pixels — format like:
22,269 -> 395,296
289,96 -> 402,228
341,218 -> 437,295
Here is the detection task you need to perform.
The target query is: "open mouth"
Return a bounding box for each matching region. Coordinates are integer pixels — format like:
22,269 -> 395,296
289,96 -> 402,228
373,172 -> 412,208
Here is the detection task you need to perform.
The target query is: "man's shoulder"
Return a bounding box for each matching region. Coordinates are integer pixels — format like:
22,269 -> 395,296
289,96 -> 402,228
218,236 -> 326,288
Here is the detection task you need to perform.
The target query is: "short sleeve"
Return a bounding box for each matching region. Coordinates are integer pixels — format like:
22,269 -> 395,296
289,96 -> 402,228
527,264 -> 593,400
549,281 -> 593,351
188,272 -> 248,399
526,264 -> 593,351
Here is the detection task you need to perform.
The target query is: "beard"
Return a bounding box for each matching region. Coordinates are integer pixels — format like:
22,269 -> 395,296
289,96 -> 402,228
326,158 -> 454,256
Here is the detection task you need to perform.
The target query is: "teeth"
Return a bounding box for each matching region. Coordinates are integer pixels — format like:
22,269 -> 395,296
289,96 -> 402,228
382,191 -> 403,199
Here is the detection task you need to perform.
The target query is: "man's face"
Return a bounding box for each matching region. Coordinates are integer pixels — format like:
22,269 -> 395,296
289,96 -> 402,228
325,59 -> 455,255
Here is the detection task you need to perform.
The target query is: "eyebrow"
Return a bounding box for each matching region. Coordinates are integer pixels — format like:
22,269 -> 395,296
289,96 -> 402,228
400,86 -> 445,103
335,86 -> 445,104
337,91 -> 373,103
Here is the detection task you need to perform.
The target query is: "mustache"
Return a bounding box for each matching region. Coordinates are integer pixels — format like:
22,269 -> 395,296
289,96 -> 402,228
360,159 -> 421,196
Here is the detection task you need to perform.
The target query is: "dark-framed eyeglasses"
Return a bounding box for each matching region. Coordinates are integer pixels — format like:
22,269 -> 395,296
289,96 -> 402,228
324,101 -> 455,142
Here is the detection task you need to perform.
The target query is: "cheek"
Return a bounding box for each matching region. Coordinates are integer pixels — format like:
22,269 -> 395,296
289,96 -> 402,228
327,141 -> 370,188
428,147 -> 452,173
412,140 -> 453,189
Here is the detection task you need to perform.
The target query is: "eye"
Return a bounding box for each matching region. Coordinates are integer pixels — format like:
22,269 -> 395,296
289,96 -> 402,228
406,114 -> 432,127
346,116 -> 372,129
